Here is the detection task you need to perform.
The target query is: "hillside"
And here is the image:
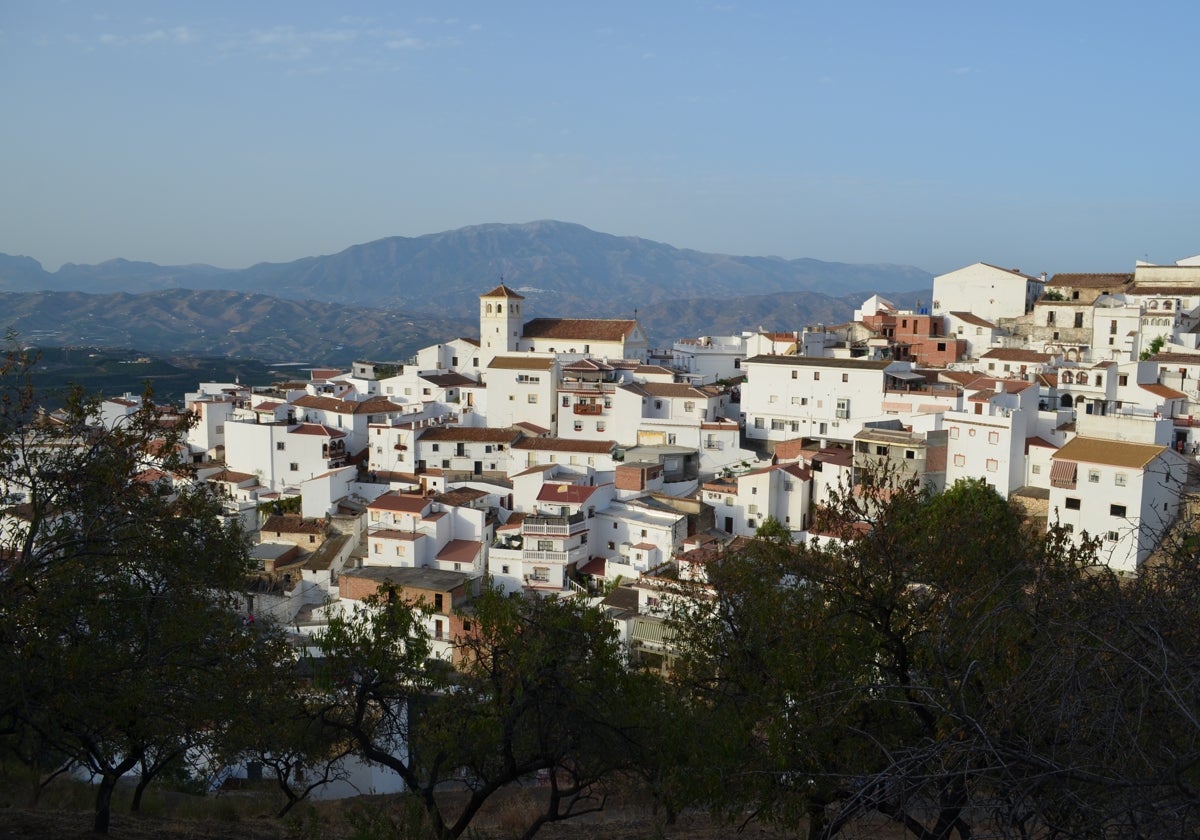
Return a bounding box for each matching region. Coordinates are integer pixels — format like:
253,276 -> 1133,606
4,290 -> 475,366
0,221 -> 931,318
3,284 -> 926,370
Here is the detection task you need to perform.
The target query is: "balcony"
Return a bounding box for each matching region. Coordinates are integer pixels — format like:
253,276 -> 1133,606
573,403 -> 604,415
559,381 -> 616,394
522,549 -> 569,563
522,512 -> 586,536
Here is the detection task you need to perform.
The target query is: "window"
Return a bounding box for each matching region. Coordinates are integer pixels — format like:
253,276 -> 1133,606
528,394 -> 538,403
1110,504 -> 1127,517
988,431 -> 1000,444
596,422 -> 605,432
655,400 -> 663,409
289,462 -> 299,471
754,417 -> 764,429
842,373 -> 849,383
276,442 -> 286,451
905,450 -> 915,460
1119,374 -> 1128,386
790,421 -> 799,432
684,401 -> 695,412
1115,472 -> 1127,486
814,372 -> 820,380
434,594 -> 443,611
769,395 -> 778,403
1107,531 -> 1119,542
574,422 -> 583,432
771,419 -> 786,431
791,396 -> 802,405
1074,312 -> 1084,328
836,398 -> 850,419
875,445 -> 888,455
1065,497 -> 1081,510
986,459 -> 998,472
950,426 -> 959,439
1031,464 -> 1041,474
791,371 -> 798,380
751,486 -> 758,495
373,543 -> 380,554
1088,470 -> 1100,483
953,454 -> 966,467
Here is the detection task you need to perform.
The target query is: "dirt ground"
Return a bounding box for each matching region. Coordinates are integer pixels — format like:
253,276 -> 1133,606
0,783 -> 910,839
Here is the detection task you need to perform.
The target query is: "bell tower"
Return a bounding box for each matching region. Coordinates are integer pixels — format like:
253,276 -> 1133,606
479,283 -> 524,362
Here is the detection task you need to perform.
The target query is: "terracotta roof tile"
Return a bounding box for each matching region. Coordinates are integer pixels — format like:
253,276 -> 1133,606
522,318 -> 638,341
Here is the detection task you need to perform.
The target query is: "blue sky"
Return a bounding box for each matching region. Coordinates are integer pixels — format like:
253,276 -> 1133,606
2,1 -> 1197,275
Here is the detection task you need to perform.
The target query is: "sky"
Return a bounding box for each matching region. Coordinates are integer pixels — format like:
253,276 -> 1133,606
2,1 -> 1198,276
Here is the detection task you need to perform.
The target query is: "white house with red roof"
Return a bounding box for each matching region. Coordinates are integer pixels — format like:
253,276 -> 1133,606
942,378 -> 1040,497
483,354 -> 559,431
1049,436 -> 1187,573
741,355 -> 921,446
700,461 -> 812,538
519,317 -> 649,362
945,311 -> 1003,360
364,489 -> 491,576
224,419 -> 350,492
592,498 -> 688,578
289,394 -> 408,455
932,262 -> 1044,323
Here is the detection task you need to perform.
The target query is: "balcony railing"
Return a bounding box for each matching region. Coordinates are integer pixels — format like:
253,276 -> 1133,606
522,549 -> 569,563
573,403 -> 604,415
559,381 -> 616,393
522,512 -> 586,536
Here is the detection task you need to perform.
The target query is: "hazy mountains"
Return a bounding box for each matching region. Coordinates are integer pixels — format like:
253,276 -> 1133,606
1,221 -> 932,361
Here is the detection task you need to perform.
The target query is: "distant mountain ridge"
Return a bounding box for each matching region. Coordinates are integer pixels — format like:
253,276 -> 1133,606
0,221 -> 931,319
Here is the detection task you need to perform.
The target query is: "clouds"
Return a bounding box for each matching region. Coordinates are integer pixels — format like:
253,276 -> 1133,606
38,12 -> 479,69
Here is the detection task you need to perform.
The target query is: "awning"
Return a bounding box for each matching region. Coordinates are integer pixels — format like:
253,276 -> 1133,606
1050,460 -> 1077,487
631,617 -> 673,646
888,370 -> 927,382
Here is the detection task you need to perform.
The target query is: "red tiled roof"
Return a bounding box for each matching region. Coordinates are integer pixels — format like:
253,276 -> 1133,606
436,539 -> 482,565
948,311 -> 997,328
522,318 -> 638,341
536,482 -> 599,504
290,423 -> 347,437
513,437 -> 616,453
980,348 -> 1054,362
488,356 -> 556,370
418,427 -> 521,443
368,493 -> 430,514
481,283 -> 525,299
1140,383 -> 1188,400
1045,273 -> 1132,289
262,515 -> 325,534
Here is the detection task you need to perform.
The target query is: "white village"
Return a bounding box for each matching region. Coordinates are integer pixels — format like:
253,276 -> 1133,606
126,256 -> 1200,662
12,255 -> 1200,830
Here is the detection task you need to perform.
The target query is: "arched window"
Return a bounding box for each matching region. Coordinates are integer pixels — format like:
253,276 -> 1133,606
1150,300 -> 1159,310
1062,371 -> 1074,384
486,303 -> 493,314
1076,372 -> 1088,385
1061,394 -> 1073,408
1164,300 -> 1173,311
496,304 -> 502,314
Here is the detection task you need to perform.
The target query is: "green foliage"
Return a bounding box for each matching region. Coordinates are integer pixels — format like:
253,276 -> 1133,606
313,588 -> 654,840
0,343 -> 298,833
1141,333 -> 1167,360
670,466 -> 1200,838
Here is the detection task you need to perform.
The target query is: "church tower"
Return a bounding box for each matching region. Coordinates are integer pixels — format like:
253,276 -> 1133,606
479,283 -> 524,362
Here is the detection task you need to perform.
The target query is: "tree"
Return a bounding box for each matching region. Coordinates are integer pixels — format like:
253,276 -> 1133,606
667,466 -> 1195,839
311,588 -> 654,840
0,345 -> 274,833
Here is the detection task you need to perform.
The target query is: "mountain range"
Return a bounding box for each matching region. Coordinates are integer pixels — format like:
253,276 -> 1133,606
1,221 -> 931,362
